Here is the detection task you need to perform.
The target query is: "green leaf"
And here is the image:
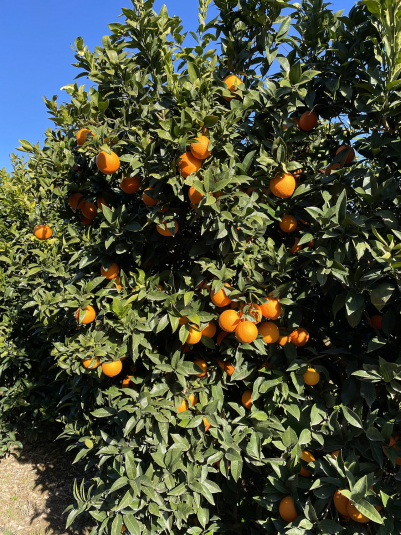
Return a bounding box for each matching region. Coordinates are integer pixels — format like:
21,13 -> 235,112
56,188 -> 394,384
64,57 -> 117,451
342,406 -> 363,429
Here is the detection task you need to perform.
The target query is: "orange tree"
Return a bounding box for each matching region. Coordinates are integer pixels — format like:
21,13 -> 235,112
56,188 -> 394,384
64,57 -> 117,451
13,0 -> 401,533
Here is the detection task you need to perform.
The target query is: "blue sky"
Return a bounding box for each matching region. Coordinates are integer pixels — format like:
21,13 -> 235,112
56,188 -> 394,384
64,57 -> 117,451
1,0 -> 351,172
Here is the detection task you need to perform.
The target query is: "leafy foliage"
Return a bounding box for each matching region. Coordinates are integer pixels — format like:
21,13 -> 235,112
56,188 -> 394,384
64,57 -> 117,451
3,0 -> 401,534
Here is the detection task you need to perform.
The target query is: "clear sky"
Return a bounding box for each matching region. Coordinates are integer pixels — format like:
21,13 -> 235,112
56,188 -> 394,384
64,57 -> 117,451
0,0 -> 351,172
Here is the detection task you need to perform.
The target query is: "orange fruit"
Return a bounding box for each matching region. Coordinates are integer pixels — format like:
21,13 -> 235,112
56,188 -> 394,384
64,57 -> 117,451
235,321 -> 258,343
69,192 -> 85,211
346,502 -> 370,523
260,297 -> 282,320
203,416 -> 211,431
324,163 -> 341,174
258,322 -> 279,343
217,359 -> 226,370
223,74 -> 242,100
102,360 -> 123,377
121,527 -> 127,532
225,362 -> 235,376
258,361 -> 273,373
239,303 -> 262,323
299,111 -> 318,131
97,197 -> 109,210
291,327 -> 309,347
179,316 -> 188,326
303,368 -> 320,386
279,496 -> 298,523
181,343 -> 191,353
306,239 -> 314,248
291,238 -> 302,254
190,136 -> 211,160
336,145 -> 355,165
383,435 -> 401,465
177,399 -> 189,412
178,152 -> 202,178
242,390 -> 252,409
299,450 -> 315,477
331,450 -> 340,459
277,333 -> 291,346
82,357 -> 100,369
188,186 -> 203,204
279,215 -> 297,232
216,331 -> 229,346
100,263 -> 119,279
75,305 -> 96,324
120,175 -> 140,194
76,128 -> 93,145
187,325 -> 202,345
194,359 -> 207,377
82,201 -> 97,219
219,310 -> 240,332
96,150 -> 120,174
157,220 -> 179,236
370,315 -> 382,329
270,173 -> 296,198
80,215 -> 93,225
333,489 -> 349,516
34,224 -> 52,240
211,283 -> 232,307
143,188 -> 158,206
189,393 -> 198,406
122,376 -> 133,388
202,321 -> 216,338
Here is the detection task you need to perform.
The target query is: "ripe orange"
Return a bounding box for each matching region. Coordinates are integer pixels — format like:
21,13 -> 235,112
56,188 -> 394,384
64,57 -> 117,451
203,416 -> 211,431
242,390 -> 252,409
216,331 -> 229,345
260,297 -> 282,320
178,152 -> 202,178
188,186 -> 203,204
291,238 -> 302,254
383,435 -> 401,465
219,309 -> 240,333
223,74 -> 242,100
101,263 -> 119,279
299,111 -> 318,131
202,321 -> 217,338
143,188 -> 158,206
34,224 -> 52,240
96,150 -> 120,174
331,450 -> 340,459
157,220 -> 179,236
75,305 -> 96,324
239,303 -> 262,323
346,502 -> 369,523
217,359 -> 226,370
336,145 -> 355,165
178,393 -> 198,412
279,496 -> 298,523
76,128 -> 93,145
333,489 -> 349,516
324,163 -> 341,174
187,325 -> 202,345
181,343 -> 191,353
80,215 -> 93,225
190,136 -> 211,160
270,173 -> 296,198
121,526 -> 127,532
211,283 -> 232,307
225,363 -> 235,376
97,197 -> 109,210
279,215 -> 297,232
306,239 -> 314,248
258,322 -> 279,343
120,175 -> 140,194
102,360 -> 123,377
69,192 -> 85,211
370,315 -> 382,329
277,333 -> 290,346
299,451 -> 315,477
122,376 -> 133,388
82,202 -> 97,219
82,357 -> 100,369
235,321 -> 258,343
291,327 -> 309,347
179,316 -> 188,326
194,359 -> 207,377
303,368 -> 320,386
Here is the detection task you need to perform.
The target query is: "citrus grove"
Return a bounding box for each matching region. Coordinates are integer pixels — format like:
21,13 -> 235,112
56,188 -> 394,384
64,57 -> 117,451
1,0 -> 401,534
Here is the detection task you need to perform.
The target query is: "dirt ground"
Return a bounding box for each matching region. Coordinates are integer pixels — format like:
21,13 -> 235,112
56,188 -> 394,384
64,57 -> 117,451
0,430 -> 95,535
